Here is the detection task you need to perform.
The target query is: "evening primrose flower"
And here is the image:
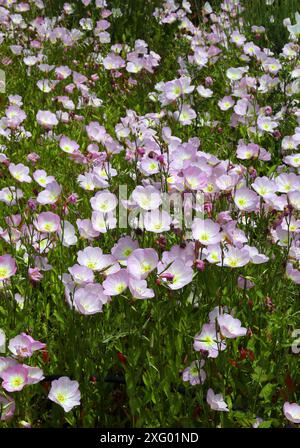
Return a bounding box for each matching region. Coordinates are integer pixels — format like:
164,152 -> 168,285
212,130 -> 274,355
9,163 -> 32,183
36,181 -> 61,205
103,269 -> 129,296
68,264 -> 94,285
0,187 -> 23,205
127,248 -> 158,280
1,365 -> 28,392
182,360 -> 206,386
36,110 -> 58,129
59,136 -> 79,154
157,259 -> 193,290
222,246 -> 250,268
192,219 -> 222,245
132,185 -> 162,211
217,314 -> 247,338
111,237 -> 139,264
174,104 -> 196,125
34,212 -> 61,233
144,210 -> 171,233
128,278 -> 154,300
0,255 -> 17,282
283,402 -> 300,423
74,283 -> 110,315
206,389 -> 229,412
0,394 -> 15,421
234,187 -> 258,212
8,333 -> 45,358
33,169 -> 55,187
90,190 -> 117,213
48,377 -> 81,413
194,323 -> 226,358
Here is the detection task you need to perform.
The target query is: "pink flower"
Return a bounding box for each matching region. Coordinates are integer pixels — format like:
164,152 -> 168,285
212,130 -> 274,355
157,259 -> 193,290
217,314 -> 247,338
103,269 -> 129,296
8,333 -> 45,358
59,136 -> 79,154
0,255 -> 17,281
182,360 -> 206,385
132,185 -> 162,211
206,388 -> 229,412
194,323 -> 226,358
28,267 -> 43,282
144,210 -> 171,233
1,365 -> 28,392
74,283 -> 110,315
283,402 -> 300,424
218,96 -> 235,111
129,278 -> 154,300
48,376 -> 81,412
127,249 -> 158,280
36,110 -> 58,129
192,219 -> 222,245
68,264 -> 94,285
9,163 -> 32,183
34,212 -> 61,233
234,188 -> 258,212
0,394 -> 15,420
90,190 -> 117,213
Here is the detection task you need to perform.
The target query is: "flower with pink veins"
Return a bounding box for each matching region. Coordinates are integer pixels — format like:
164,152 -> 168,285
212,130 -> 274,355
59,136 -> 79,154
132,185 -> 162,211
90,190 -> 117,213
252,176 -> 277,197
234,187 -> 258,212
283,402 -> 300,424
34,212 -> 61,233
129,278 -> 155,300
222,246 -> 250,268
0,255 -> 17,281
68,264 -> 94,285
8,333 -> 45,358
194,323 -> 226,358
183,166 -> 208,190
103,269 -> 129,296
36,181 -> 61,205
48,377 -> 81,413
111,237 -> 139,264
36,110 -> 58,129
33,169 -> 55,187
144,209 -> 171,233
127,248 -> 158,280
218,96 -> 235,111
0,394 -> 15,421
77,247 -> 119,274
182,360 -> 206,386
1,365 -> 28,392
192,219 -> 222,245
157,259 -> 193,290
217,314 -> 247,338
9,163 -> 32,183
74,283 -> 110,315
206,389 -> 229,412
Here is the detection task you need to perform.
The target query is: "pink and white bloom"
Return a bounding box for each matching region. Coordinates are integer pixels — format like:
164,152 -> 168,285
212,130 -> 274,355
144,210 -> 171,233
222,246 -> 250,268
34,212 -> 61,233
132,185 -> 162,211
36,110 -> 58,129
1,365 -> 28,392
0,394 -> 15,421
59,136 -> 80,154
217,314 -> 247,338
283,402 -> 300,424
127,249 -> 158,279
9,163 -> 32,183
8,333 -> 45,358
48,377 -> 81,412
103,269 -> 129,296
234,188 -> 258,212
182,360 -> 206,386
74,283 -> 110,315
90,191 -> 117,213
0,255 -> 17,281
194,323 -> 226,358
192,219 -> 222,245
206,388 -> 229,412
157,259 -> 193,290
